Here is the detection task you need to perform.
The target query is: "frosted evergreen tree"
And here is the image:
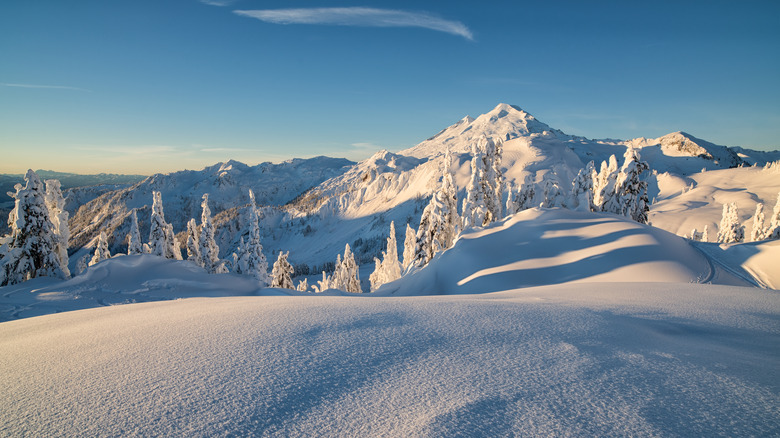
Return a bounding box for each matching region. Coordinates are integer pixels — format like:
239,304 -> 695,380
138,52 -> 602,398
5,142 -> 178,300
198,194 -> 226,273
369,221 -> 402,291
766,192 -> 780,239
702,225 -> 709,242
510,174 -> 537,213
127,209 -> 142,255
186,218 -> 201,263
271,251 -> 294,289
333,244 -> 362,293
482,137 -> 503,223
296,278 -> 309,292
611,148 -> 650,223
540,179 -> 565,208
505,183 -> 515,216
313,271 -> 332,293
750,203 -> 766,242
148,191 -> 179,259
0,170 -> 68,286
571,161 -> 596,212
717,203 -> 745,243
89,231 -> 111,266
415,154 -> 461,267
233,190 -> 270,285
593,155 -> 619,211
462,141 -> 488,229
689,228 -> 702,241
402,223 -> 416,271
44,179 -> 70,277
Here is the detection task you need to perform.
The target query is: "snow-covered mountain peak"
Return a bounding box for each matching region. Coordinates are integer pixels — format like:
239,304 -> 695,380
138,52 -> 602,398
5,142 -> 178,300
402,103 -> 563,158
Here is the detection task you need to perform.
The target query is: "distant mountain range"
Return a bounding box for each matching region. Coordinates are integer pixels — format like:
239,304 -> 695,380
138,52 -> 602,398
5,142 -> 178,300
6,104 -> 780,273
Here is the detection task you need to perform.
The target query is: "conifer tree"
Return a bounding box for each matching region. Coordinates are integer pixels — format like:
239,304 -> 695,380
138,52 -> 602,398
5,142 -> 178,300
510,174 -> 537,213
332,244 -> 362,293
186,218 -> 201,262
402,223 -> 416,271
296,278 -> 309,292
482,137 -> 503,223
702,225 -> 709,242
717,203 -> 745,243
127,209 -> 142,255
369,221 -> 402,291
750,203 -> 766,242
271,251 -> 295,289
148,191 -> 179,259
414,153 -> 460,267
233,190 -> 270,285
89,231 -> 111,266
765,191 -> 780,240
76,254 -> 89,276
0,170 -> 68,286
612,148 -> 650,223
593,155 -> 619,211
44,179 -> 70,277
540,179 -> 565,208
462,141 -> 488,229
198,194 -> 226,273
571,161 -> 596,212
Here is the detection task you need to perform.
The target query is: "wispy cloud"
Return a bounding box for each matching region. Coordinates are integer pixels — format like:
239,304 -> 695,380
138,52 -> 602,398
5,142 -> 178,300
2,83 -> 91,92
234,7 -> 473,40
199,0 -> 236,6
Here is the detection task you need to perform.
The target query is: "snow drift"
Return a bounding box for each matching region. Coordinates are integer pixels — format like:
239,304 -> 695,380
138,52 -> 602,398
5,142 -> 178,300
1,284 -> 778,436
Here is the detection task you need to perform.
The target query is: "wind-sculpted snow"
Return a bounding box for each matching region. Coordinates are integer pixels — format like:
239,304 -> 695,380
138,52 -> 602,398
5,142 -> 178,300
377,209 -> 759,296
1,285 -> 778,436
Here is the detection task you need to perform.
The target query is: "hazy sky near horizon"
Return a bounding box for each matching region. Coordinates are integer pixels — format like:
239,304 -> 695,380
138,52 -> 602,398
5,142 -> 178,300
1,0 -> 779,174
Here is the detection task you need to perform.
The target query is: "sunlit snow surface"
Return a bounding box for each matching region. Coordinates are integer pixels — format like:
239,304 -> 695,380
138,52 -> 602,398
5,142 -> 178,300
1,209 -> 779,436
1,285 -> 778,436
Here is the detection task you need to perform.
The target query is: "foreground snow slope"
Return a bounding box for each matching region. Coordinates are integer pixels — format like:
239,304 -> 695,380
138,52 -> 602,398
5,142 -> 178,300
1,284 -> 778,436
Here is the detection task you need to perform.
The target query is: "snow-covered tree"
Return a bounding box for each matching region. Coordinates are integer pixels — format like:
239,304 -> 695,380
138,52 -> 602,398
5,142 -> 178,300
198,194 -> 226,274
148,191 -> 180,260
509,174 -> 537,214
1,170 -> 69,286
482,137 -> 503,223
611,148 -> 650,223
593,155 -> 619,211
402,223 -> 416,271
296,278 -> 309,292
271,251 -> 294,289
766,192 -> 780,240
232,190 -> 270,285
462,141 -> 488,229
44,179 -> 70,277
571,161 -> 596,212
750,203 -> 766,242
689,228 -> 702,241
127,209 -> 142,255
717,203 -> 745,243
313,271 -> 332,293
89,231 -> 111,266
415,153 -> 461,267
540,178 -> 566,208
369,221 -> 402,291
702,225 -> 709,242
186,218 -> 201,262
331,244 -> 362,293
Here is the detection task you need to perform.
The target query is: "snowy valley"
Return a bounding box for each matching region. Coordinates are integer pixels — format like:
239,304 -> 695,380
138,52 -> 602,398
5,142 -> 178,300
1,103 -> 779,436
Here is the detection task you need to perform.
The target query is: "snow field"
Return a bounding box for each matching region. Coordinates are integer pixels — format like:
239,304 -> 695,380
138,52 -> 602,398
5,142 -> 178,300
1,284 -> 778,436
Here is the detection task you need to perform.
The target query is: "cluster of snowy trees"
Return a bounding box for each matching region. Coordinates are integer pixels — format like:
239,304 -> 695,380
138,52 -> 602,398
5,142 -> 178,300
0,170 -> 70,285
693,192 -> 780,244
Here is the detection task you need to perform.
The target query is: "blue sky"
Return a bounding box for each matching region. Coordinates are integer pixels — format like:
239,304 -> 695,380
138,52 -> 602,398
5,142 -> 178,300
1,0 -> 779,174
